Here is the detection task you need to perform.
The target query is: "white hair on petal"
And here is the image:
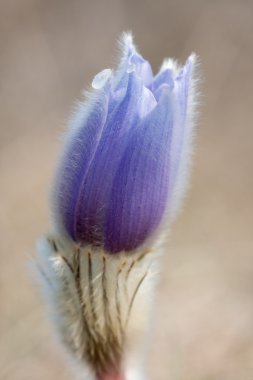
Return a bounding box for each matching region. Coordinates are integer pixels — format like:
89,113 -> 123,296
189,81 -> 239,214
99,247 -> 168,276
120,31 -> 134,51
169,53 -> 201,221
112,31 -> 137,89
160,57 -> 181,75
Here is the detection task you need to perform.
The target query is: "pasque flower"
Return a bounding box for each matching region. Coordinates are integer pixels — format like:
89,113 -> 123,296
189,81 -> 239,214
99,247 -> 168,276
52,34 -> 197,254
36,33 -> 199,380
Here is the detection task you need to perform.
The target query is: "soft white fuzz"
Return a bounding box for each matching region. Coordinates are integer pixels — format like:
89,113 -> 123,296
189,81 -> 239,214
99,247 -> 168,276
36,235 -> 161,379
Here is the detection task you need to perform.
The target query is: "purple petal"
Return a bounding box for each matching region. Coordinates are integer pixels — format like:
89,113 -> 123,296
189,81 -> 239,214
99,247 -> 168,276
53,88 -> 110,239
153,83 -> 172,102
115,34 -> 153,87
169,55 -> 195,190
105,90 -> 174,253
130,54 -> 153,86
138,86 -> 157,119
73,72 -> 146,244
152,68 -> 174,94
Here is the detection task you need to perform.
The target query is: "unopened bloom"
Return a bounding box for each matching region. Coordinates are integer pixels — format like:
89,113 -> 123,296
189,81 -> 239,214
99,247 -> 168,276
52,34 -> 197,254
36,33 -> 199,380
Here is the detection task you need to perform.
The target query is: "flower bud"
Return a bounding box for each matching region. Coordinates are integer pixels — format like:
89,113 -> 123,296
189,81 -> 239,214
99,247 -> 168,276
52,33 -> 198,254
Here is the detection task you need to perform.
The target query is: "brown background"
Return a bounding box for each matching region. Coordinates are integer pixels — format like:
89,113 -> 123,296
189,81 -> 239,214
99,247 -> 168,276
1,1 -> 253,379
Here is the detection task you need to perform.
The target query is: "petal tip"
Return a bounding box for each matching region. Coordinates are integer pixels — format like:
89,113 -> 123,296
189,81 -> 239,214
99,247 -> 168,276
160,58 -> 179,75
185,52 -> 199,73
118,31 -> 135,57
91,68 -> 112,90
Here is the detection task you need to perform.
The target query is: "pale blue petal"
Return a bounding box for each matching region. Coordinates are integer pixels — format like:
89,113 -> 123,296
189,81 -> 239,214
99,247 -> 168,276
130,53 -> 153,86
105,90 -> 173,253
169,56 -> 194,189
73,73 -> 146,244
152,68 -> 174,93
54,88 -> 110,239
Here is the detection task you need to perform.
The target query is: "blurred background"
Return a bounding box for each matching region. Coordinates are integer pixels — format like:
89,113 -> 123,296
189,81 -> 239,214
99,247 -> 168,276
1,1 -> 253,379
